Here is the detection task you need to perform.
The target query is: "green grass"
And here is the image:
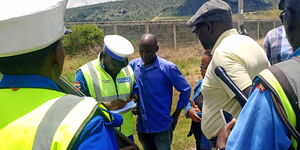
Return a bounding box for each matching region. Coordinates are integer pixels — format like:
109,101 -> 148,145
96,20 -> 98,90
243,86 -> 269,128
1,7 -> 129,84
62,45 -> 202,149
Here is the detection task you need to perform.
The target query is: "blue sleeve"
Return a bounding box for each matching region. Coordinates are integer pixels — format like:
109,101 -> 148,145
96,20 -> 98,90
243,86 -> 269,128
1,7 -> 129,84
184,80 -> 203,117
168,66 -> 191,110
184,102 -> 192,117
75,69 -> 91,96
73,116 -> 118,150
129,60 -> 138,95
226,88 -> 291,150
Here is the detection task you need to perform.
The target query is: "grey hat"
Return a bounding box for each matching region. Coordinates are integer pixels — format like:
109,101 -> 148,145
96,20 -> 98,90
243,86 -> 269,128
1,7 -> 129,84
187,0 -> 232,27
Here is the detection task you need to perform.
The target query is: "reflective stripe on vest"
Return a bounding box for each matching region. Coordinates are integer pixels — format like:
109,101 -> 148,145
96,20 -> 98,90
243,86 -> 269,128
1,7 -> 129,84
259,69 -> 297,149
79,59 -> 134,136
0,92 -> 101,150
80,59 -> 134,101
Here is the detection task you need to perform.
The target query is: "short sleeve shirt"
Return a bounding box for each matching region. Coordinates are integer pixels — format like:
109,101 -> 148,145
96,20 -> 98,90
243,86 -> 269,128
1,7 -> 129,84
201,29 -> 270,139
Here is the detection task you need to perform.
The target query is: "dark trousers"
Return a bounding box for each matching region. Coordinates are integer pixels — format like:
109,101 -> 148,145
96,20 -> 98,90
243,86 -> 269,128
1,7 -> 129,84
188,121 -> 211,150
138,127 -> 173,150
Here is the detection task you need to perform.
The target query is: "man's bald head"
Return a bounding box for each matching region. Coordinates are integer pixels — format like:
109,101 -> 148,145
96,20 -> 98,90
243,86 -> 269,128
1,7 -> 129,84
139,34 -> 159,67
139,34 -> 158,46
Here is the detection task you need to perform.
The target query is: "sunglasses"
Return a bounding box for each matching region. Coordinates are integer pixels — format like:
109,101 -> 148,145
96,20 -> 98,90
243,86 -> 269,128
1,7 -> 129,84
279,9 -> 286,24
200,64 -> 208,69
192,22 -> 206,35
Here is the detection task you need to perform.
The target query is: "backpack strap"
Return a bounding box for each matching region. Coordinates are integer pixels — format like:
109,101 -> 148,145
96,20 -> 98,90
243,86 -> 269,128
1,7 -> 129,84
269,65 -> 300,134
261,63 -> 300,144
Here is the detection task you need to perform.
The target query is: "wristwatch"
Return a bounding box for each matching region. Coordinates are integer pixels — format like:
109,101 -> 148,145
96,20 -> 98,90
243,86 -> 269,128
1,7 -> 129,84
217,147 -> 225,150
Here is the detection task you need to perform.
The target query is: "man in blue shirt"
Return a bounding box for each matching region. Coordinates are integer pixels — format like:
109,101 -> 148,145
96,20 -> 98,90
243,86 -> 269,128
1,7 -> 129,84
216,0 -> 300,149
130,33 -> 191,150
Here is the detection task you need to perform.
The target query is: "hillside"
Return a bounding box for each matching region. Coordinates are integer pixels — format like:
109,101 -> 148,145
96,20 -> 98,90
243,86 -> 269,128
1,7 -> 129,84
65,0 -> 280,22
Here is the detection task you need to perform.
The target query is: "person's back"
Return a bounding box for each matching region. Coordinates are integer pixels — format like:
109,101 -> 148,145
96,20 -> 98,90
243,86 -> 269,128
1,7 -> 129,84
263,25 -> 293,65
201,31 -> 270,139
0,0 -> 120,149
216,0 -> 300,149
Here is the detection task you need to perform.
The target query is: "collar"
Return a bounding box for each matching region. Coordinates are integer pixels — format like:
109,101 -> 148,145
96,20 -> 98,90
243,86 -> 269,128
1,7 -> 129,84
289,47 -> 300,58
137,56 -> 159,69
0,74 -> 61,91
212,29 -> 238,54
98,51 -> 105,69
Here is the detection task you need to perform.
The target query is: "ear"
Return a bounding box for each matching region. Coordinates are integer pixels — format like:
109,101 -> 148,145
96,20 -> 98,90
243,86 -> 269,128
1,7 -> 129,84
206,22 -> 213,34
51,41 -> 65,68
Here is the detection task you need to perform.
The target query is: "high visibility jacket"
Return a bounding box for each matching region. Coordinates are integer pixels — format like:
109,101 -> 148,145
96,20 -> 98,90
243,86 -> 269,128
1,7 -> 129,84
79,59 -> 134,137
258,57 -> 300,149
0,88 -> 112,150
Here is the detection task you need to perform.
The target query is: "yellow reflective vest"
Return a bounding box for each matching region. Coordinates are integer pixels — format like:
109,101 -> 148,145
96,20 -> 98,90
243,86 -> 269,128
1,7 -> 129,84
79,59 -> 134,137
0,88 -> 110,150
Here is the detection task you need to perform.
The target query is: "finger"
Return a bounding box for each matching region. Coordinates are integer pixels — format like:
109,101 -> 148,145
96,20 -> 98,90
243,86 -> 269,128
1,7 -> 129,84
226,118 -> 237,130
194,108 -> 201,112
191,114 -> 202,122
190,101 -> 196,108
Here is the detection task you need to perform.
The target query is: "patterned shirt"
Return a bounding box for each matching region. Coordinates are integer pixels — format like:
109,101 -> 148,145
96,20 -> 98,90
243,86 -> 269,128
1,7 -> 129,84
263,25 -> 293,65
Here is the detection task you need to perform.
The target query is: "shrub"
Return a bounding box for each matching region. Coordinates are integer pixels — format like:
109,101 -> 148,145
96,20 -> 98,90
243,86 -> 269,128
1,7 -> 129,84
62,24 -> 105,56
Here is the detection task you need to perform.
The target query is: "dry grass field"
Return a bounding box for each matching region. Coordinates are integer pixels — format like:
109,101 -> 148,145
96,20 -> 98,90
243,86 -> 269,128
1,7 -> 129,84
62,38 -> 265,149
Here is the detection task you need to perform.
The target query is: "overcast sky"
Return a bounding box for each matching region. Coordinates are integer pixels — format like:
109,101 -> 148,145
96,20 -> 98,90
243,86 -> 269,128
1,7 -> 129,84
67,0 -> 117,8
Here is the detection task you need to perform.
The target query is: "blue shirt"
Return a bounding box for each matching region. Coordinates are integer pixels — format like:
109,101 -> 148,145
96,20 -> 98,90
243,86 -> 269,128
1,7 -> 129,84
184,79 -> 203,117
75,69 -> 90,96
263,25 -> 293,65
226,47 -> 300,150
130,56 -> 191,133
0,75 -> 118,150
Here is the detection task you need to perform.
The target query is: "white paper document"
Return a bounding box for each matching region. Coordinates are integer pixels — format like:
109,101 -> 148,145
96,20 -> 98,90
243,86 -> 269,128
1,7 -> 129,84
111,101 -> 137,114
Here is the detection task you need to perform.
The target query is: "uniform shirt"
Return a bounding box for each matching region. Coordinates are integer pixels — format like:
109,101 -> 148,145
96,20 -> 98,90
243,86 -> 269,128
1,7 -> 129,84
227,47 -> 300,150
75,60 -> 107,96
227,85 -> 291,150
263,25 -> 293,65
0,75 -> 118,150
130,56 -> 191,133
201,29 -> 270,139
75,69 -> 91,96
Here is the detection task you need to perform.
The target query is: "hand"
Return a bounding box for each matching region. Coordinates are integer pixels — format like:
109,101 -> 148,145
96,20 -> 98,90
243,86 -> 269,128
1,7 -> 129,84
187,108 -> 202,122
187,101 -> 202,122
103,99 -> 127,110
130,94 -> 138,103
216,118 -> 237,148
131,108 -> 139,115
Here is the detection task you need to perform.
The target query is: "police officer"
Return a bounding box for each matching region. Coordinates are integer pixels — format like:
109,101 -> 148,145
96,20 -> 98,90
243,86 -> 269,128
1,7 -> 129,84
216,0 -> 300,149
75,35 -> 136,140
0,0 -> 122,149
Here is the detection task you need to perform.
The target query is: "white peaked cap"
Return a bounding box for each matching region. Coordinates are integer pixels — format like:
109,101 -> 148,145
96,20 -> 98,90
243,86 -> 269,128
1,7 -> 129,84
0,0 -> 68,57
104,35 -> 134,61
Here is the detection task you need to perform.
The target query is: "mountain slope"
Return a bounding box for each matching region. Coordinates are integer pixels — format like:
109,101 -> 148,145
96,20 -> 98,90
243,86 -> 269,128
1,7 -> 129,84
65,0 -> 280,22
